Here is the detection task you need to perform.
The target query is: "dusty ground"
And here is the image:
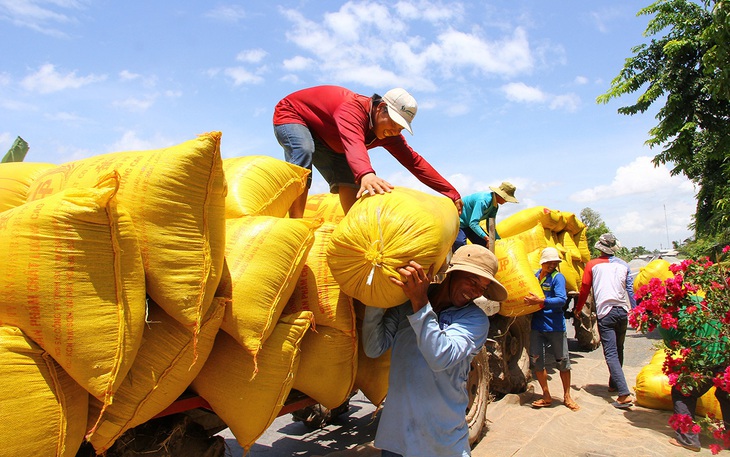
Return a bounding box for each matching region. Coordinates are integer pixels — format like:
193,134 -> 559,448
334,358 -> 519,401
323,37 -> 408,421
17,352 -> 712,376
227,327 -> 721,456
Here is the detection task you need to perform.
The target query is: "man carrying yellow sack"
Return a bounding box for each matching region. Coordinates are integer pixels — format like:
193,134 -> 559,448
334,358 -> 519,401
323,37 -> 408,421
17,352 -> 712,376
524,247 -> 579,411
362,245 -> 508,457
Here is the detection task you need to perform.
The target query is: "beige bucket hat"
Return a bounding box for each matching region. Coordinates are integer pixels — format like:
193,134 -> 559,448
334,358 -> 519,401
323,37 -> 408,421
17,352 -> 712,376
445,244 -> 508,302
489,181 -> 519,203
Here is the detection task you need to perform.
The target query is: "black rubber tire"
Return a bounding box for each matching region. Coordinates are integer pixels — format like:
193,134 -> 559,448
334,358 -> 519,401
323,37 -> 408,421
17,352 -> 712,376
466,347 -> 491,447
488,314 -> 532,394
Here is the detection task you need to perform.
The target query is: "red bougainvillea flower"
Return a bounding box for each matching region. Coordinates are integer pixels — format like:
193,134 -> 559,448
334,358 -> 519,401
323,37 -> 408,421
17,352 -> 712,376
669,413 -> 701,434
713,366 -> 730,394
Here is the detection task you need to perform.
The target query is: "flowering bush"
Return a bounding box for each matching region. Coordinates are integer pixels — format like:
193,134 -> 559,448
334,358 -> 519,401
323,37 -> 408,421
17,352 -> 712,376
630,246 -> 730,454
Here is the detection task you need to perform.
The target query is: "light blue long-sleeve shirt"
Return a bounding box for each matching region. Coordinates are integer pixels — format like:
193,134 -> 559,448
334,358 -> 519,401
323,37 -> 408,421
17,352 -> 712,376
362,294 -> 489,457
459,192 -> 499,240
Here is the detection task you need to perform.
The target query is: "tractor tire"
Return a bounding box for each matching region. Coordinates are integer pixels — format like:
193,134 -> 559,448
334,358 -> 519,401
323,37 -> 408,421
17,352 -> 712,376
573,295 -> 600,351
488,314 -> 532,395
466,346 -> 491,447
76,414 -> 226,457
291,395 -> 353,429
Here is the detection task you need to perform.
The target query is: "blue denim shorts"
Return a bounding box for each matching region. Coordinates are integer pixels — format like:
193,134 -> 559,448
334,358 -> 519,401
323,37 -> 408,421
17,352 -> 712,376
530,330 -> 571,371
274,123 -> 356,192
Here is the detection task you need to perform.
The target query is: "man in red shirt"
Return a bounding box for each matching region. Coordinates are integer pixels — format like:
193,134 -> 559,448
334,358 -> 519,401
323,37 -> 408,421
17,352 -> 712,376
273,85 -> 463,218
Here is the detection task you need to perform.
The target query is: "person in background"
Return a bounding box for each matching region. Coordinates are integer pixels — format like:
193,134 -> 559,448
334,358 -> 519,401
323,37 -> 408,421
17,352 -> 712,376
362,245 -> 508,457
574,233 -> 636,408
659,295 -> 730,452
453,182 -> 518,252
273,85 -> 463,218
524,247 -> 579,411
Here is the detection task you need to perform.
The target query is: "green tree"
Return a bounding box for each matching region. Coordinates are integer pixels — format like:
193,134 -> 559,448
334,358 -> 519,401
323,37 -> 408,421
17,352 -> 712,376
630,246 -> 651,257
579,207 -> 610,253
597,0 -> 730,242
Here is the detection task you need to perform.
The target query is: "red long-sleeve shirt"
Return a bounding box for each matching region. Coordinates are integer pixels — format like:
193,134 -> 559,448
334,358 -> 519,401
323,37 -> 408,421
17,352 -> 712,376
273,85 -> 460,202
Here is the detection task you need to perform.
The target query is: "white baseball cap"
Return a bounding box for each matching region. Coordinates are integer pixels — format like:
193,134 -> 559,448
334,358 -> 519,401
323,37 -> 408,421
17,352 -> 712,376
382,88 -> 417,134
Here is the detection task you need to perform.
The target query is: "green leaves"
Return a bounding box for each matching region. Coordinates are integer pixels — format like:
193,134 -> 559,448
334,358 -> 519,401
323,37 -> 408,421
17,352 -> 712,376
598,0 -> 730,243
1,136 -> 28,163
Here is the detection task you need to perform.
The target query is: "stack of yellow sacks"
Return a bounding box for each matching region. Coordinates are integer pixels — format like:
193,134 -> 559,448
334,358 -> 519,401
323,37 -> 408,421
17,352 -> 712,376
487,206 -> 590,317
0,133 -> 227,456
5,147 -> 600,454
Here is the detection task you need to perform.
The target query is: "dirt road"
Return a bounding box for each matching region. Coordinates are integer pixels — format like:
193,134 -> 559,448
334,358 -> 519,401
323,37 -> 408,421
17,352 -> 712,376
224,327 -> 717,456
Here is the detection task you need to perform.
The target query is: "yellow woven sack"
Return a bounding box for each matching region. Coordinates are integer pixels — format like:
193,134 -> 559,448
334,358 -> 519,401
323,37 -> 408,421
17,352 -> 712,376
635,350 -> 674,410
494,237 -> 544,317
557,231 -> 582,261
220,216 -> 321,363
191,311 -> 313,451
635,350 -> 722,418
505,222 -> 549,254
327,187 -> 459,308
284,223 -> 356,335
86,298 -> 226,452
26,132 -> 226,332
223,155 -> 309,218
562,211 -> 586,236
0,162 -> 56,212
0,325 -> 88,457
303,192 -> 346,224
560,258 -> 581,293
0,173 -> 146,404
575,228 -> 591,263
496,206 -> 565,238
634,259 -> 674,293
293,326 -> 358,409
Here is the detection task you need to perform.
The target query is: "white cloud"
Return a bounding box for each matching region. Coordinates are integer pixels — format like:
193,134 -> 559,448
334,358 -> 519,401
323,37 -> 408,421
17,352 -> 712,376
205,5 -> 246,22
113,96 -> 156,112
282,56 -> 314,71
119,70 -> 140,81
1,98 -> 36,111
574,75 -> 589,85
502,82 -> 546,103
0,0 -> 85,36
501,82 -> 579,111
571,156 -> 695,203
21,63 -> 106,94
395,0 -> 464,23
45,111 -> 85,122
549,93 -> 580,111
236,49 -> 267,63
224,67 -> 265,85
280,2 -> 533,91
105,130 -> 176,154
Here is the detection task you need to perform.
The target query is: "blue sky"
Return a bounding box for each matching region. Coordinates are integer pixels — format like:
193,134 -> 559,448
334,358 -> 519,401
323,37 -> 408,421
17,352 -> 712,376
0,1 -> 697,251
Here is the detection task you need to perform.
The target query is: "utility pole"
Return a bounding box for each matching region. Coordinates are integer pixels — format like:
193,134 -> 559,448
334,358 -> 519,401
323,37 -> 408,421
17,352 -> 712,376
664,204 -> 670,249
